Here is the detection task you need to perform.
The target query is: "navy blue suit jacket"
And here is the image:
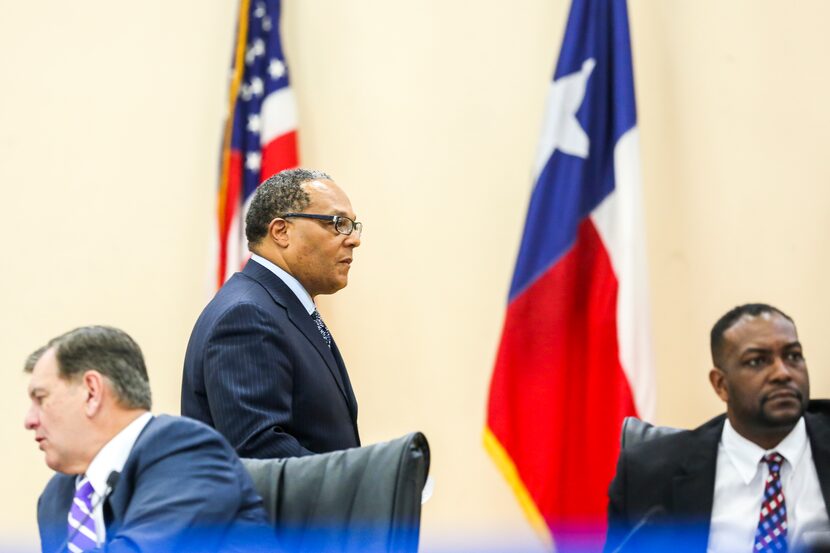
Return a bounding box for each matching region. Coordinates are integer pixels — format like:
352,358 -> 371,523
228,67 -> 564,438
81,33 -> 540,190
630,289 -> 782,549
36,415 -> 271,553
181,259 -> 360,458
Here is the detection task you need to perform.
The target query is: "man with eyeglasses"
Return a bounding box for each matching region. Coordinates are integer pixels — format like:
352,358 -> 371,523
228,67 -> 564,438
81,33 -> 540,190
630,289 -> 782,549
182,168 -> 362,458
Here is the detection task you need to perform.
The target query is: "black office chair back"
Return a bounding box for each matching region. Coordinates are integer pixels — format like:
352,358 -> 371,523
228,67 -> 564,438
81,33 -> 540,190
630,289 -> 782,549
620,417 -> 682,449
242,431 -> 429,553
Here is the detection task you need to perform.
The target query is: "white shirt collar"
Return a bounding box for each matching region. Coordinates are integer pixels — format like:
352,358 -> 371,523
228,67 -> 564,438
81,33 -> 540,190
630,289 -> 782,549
250,253 -> 316,315
721,416 -> 807,485
82,412 -> 154,497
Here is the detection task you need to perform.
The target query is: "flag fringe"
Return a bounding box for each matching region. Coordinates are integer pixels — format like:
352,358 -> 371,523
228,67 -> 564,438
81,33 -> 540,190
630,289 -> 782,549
483,426 -> 553,548
219,0 -> 251,207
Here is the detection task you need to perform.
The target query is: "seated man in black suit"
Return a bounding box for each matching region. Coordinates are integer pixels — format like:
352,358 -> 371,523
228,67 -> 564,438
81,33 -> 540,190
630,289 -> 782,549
182,168 -> 362,458
24,326 -> 273,552
606,304 -> 830,553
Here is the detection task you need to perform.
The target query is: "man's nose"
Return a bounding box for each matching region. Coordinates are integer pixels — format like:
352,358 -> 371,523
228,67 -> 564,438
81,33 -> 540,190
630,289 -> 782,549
24,405 -> 39,430
769,357 -> 793,381
345,231 -> 361,248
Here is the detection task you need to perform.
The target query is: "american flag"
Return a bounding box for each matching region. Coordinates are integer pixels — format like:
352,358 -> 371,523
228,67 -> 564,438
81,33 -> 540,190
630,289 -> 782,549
217,0 -> 298,287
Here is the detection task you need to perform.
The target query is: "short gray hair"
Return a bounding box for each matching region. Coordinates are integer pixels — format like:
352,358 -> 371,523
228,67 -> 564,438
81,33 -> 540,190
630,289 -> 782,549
245,168 -> 332,246
24,326 -> 152,410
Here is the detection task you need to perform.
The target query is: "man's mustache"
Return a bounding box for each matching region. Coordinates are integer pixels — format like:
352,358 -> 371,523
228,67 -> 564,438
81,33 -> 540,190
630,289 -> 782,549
760,387 -> 804,405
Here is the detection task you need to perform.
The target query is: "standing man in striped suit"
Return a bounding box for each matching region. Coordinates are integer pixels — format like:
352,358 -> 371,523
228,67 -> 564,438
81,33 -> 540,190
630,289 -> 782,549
182,168 -> 362,458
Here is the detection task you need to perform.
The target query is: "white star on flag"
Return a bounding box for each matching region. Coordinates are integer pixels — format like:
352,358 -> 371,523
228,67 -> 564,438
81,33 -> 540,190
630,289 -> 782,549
249,76 -> 264,97
247,114 -> 261,134
534,57 -> 597,175
262,16 -> 273,32
239,83 -> 252,101
253,2 -> 266,18
268,59 -> 285,79
245,152 -> 261,172
246,38 -> 265,65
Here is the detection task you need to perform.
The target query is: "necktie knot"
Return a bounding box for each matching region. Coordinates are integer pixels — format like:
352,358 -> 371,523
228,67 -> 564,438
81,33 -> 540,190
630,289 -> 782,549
75,478 -> 95,505
764,452 -> 785,474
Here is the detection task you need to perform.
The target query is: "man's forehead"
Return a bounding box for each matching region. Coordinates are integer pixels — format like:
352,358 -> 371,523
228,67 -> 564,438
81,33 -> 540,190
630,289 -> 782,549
303,178 -> 334,191
28,348 -> 59,385
33,348 -> 58,371
301,178 -> 337,199
302,179 -> 355,216
723,312 -> 798,351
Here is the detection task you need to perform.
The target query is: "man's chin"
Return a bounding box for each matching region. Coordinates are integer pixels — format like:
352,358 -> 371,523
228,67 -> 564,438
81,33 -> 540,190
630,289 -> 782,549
329,277 -> 348,293
762,400 -> 806,427
45,456 -> 63,473
315,282 -> 347,297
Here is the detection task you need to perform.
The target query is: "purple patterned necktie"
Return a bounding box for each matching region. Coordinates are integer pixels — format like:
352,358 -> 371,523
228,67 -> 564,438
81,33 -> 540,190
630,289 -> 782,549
67,477 -> 98,552
311,310 -> 332,348
753,452 -> 788,553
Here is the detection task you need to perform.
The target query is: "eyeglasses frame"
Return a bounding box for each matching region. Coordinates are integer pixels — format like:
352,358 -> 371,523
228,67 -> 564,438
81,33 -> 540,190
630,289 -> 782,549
279,213 -> 363,236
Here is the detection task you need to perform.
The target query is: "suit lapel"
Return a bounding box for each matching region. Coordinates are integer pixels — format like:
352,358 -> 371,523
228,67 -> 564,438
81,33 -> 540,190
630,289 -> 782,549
671,417 -> 723,552
55,475 -> 75,517
331,339 -> 358,421
806,408 -> 830,509
285,303 -> 350,402
44,476 -> 76,552
104,465 -> 129,539
103,417 -> 157,537
242,261 -> 353,416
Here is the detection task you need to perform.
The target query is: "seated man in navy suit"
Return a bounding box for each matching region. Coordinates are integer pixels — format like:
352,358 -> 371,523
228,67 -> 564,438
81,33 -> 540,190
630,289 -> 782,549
182,168 -> 362,458
24,326 -> 272,553
606,304 -> 830,553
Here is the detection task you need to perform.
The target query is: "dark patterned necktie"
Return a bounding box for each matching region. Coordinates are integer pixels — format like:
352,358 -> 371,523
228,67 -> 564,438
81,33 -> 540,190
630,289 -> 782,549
67,477 -> 98,551
753,452 -> 788,553
311,310 -> 332,348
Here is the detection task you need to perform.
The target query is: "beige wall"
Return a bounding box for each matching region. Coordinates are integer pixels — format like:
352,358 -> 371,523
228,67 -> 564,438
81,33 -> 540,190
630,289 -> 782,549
2,1 -> 829,550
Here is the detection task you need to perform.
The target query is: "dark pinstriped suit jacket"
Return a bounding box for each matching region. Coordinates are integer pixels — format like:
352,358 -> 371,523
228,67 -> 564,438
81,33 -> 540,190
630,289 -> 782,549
181,260 -> 360,459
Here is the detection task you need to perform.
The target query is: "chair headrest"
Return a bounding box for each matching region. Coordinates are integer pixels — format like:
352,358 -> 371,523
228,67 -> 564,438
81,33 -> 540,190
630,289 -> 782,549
621,417 -> 683,449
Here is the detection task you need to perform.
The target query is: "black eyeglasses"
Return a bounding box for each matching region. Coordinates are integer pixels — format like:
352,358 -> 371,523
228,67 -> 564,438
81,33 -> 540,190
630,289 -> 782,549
280,213 -> 363,236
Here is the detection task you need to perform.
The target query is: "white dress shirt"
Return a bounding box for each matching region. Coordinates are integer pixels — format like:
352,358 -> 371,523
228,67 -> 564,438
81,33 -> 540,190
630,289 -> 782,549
251,253 -> 315,315
78,412 -> 153,545
707,417 -> 830,552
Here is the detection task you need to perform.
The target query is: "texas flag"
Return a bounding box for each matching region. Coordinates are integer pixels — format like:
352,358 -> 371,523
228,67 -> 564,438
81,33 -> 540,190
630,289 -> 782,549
484,0 -> 655,549
216,0 -> 298,288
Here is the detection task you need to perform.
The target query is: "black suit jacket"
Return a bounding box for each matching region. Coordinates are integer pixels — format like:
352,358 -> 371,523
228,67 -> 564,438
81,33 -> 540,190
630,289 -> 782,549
605,400 -> 830,552
37,415 -> 271,553
181,259 -> 360,458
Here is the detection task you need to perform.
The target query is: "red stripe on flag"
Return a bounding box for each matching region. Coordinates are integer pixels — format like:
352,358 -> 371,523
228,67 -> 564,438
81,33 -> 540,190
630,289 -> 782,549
260,131 -> 299,180
486,218 -> 637,545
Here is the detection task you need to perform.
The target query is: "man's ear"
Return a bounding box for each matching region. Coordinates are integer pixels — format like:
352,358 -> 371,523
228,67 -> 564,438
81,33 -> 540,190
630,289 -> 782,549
268,218 -> 289,247
82,370 -> 105,417
709,367 -> 729,403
